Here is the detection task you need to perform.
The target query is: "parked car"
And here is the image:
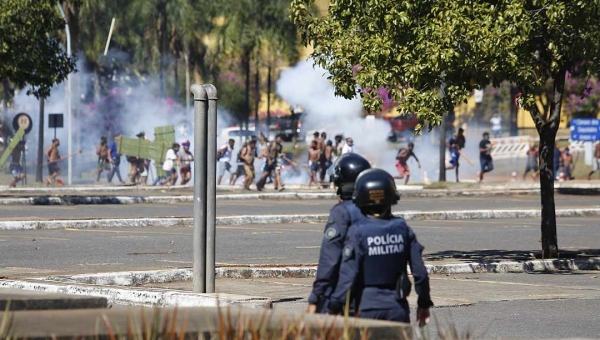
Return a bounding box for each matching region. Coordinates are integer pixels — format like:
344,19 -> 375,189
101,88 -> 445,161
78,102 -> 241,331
220,126 -> 256,140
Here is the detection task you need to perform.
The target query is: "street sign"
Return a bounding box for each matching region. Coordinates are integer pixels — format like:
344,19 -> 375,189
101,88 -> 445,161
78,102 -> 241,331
48,113 -> 64,139
570,118 -> 600,142
12,113 -> 33,134
48,114 -> 64,128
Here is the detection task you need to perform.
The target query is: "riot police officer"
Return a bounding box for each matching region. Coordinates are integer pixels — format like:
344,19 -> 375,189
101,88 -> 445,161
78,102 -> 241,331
327,168 -> 433,323
307,153 -> 371,314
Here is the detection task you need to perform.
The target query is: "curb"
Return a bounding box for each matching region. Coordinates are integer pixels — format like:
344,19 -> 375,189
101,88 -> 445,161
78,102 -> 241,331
0,190 -> 542,205
33,257 -> 600,287
1,208 -> 599,230
0,279 -> 272,309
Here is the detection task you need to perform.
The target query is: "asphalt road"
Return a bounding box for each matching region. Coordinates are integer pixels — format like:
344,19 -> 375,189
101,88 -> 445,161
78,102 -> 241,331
0,194 -> 598,220
1,217 -> 598,276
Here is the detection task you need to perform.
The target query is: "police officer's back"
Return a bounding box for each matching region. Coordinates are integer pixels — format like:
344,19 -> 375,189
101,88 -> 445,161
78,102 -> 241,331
308,153 -> 371,313
327,169 -> 433,323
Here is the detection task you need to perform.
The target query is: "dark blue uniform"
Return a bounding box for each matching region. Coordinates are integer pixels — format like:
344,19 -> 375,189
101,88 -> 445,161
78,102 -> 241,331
308,200 -> 363,313
327,216 -> 432,322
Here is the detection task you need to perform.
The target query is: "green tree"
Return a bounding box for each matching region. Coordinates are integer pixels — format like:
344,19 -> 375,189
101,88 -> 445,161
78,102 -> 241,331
291,0 -> 600,258
0,0 -> 76,100
219,0 -> 300,128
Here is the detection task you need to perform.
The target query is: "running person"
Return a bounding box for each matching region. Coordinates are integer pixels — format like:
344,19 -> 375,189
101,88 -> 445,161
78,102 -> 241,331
242,140 -> 257,190
180,140 -> 193,185
96,136 -> 110,184
478,132 -> 494,182
257,135 -> 294,191
445,134 -> 461,182
108,135 -> 125,184
45,139 -> 62,186
561,147 -> 573,181
217,139 -> 235,185
8,140 -> 26,188
523,145 -> 539,180
230,141 -> 248,186
395,142 -> 421,185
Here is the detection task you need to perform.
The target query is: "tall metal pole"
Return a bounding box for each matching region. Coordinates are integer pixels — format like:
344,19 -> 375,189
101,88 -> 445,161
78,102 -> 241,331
190,84 -> 208,293
204,84 -> 218,293
57,3 -> 72,185
36,98 -> 45,183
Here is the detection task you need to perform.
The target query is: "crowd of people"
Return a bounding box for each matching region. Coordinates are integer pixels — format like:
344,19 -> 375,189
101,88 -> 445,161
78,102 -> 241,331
3,125 -> 600,187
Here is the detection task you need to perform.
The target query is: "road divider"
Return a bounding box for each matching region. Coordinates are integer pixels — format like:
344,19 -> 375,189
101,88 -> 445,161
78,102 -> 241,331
0,208 -> 599,231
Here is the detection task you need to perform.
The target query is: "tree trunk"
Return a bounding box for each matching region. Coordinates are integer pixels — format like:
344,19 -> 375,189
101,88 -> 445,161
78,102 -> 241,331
1,78 -> 10,121
243,51 -> 251,131
184,51 -> 191,126
93,67 -> 101,102
36,97 -> 45,182
509,84 -> 519,136
266,65 -> 272,131
174,57 -> 179,100
438,109 -> 448,182
157,1 -> 167,98
529,71 -> 565,259
254,60 -> 260,130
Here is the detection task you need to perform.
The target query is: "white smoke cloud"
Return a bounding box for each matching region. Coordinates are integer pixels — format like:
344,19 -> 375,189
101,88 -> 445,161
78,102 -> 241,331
274,60 -> 494,185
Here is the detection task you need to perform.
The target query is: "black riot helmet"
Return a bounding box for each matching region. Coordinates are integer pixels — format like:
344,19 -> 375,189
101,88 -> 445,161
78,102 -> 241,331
353,169 -> 400,208
331,153 -> 371,199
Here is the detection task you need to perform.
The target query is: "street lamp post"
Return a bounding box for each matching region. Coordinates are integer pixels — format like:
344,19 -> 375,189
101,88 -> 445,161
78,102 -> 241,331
57,3 -> 73,185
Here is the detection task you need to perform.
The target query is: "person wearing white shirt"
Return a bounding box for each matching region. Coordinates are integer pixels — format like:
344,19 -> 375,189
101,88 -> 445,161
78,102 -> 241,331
217,139 -> 235,185
490,113 -> 502,138
341,137 -> 354,155
159,143 -> 181,185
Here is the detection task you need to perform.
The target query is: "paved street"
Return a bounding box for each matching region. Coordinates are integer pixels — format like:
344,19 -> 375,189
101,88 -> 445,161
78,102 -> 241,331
0,194 -> 597,221
0,217 -> 597,276
152,273 -> 600,339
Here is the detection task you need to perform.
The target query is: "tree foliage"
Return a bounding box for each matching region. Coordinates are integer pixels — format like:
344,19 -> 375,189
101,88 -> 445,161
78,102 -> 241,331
0,0 -> 76,98
291,0 -> 600,258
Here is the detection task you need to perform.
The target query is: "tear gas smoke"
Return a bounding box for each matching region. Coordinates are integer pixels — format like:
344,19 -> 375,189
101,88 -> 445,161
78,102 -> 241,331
275,60 -> 491,184
7,58 -> 202,183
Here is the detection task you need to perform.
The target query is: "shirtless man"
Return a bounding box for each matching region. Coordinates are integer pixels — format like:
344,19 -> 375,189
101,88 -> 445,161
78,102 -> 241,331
9,141 -> 26,188
257,134 -> 294,191
395,142 -> 421,185
318,132 -> 327,152
45,139 -> 61,186
561,147 -> 573,180
96,136 -> 110,184
308,140 -> 321,188
242,140 -> 257,190
588,143 -> 600,180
